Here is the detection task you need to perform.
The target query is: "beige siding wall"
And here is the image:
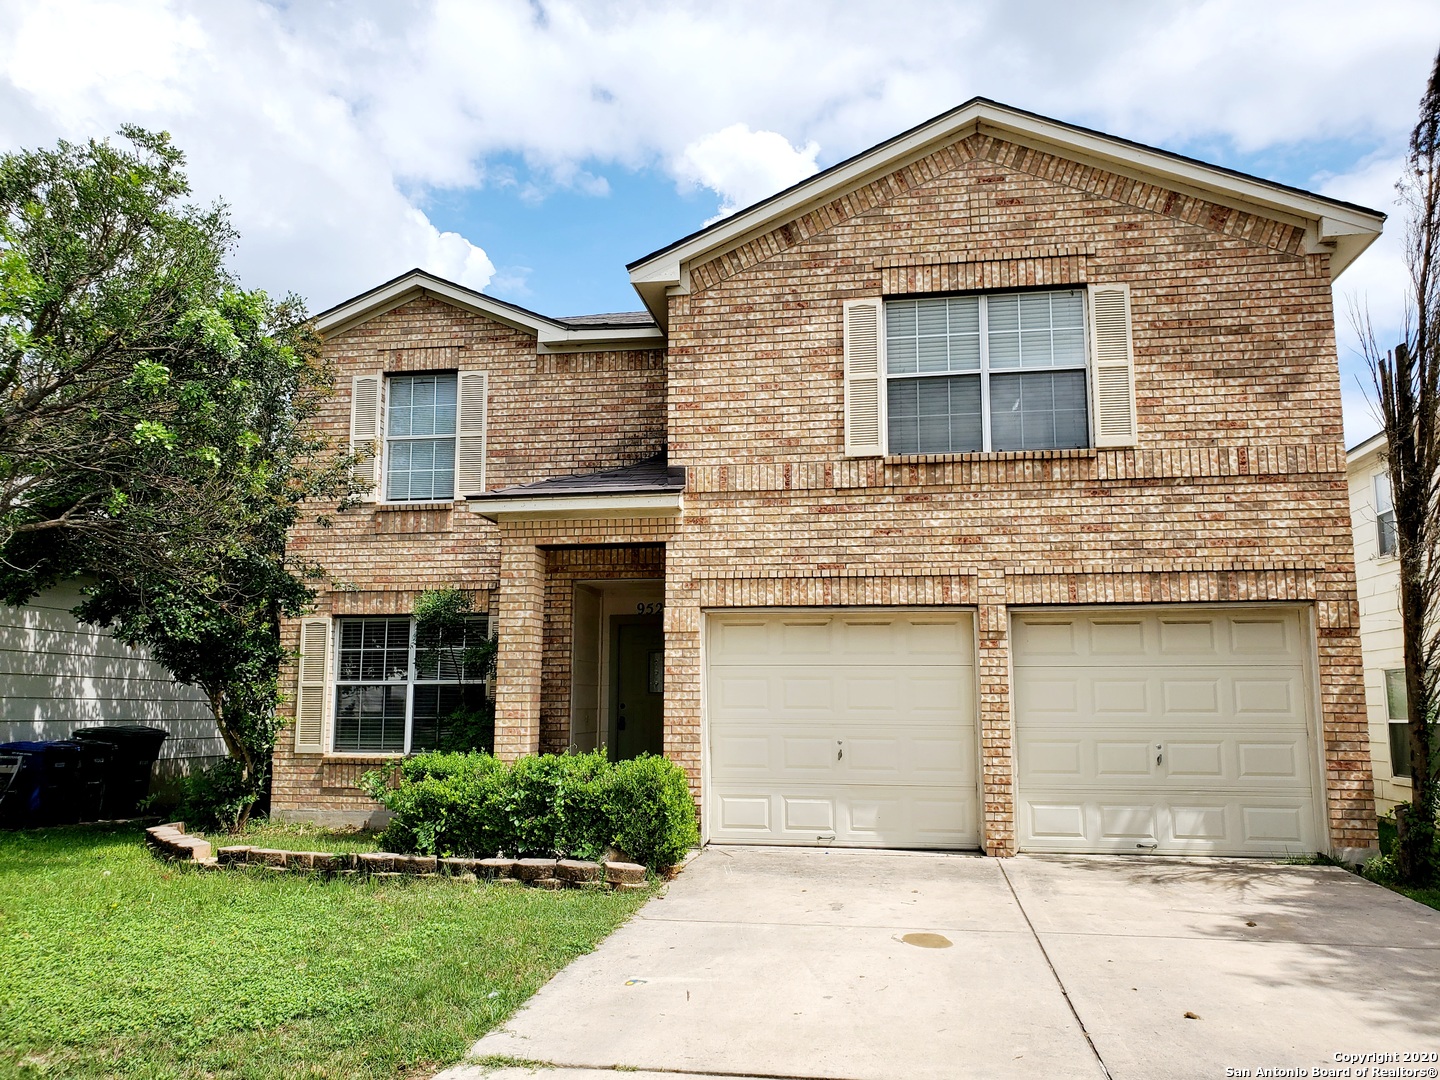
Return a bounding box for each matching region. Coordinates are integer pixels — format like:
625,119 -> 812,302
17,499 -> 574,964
0,582 -> 223,780
1348,444 -> 1409,811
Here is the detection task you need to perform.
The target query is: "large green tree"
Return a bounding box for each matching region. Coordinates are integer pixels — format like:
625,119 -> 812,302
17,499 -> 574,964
0,127 -> 356,824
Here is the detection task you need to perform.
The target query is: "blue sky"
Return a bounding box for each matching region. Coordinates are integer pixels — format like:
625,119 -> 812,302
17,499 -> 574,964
2,0 -> 1439,442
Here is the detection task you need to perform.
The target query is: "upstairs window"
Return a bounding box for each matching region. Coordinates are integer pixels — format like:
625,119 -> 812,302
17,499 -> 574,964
1375,472 -> 1397,557
386,374 -> 457,501
350,370 -> 487,505
885,290 -> 1090,454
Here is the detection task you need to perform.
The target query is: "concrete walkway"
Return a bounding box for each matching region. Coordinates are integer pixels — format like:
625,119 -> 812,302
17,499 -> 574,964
438,847 -> 1440,1080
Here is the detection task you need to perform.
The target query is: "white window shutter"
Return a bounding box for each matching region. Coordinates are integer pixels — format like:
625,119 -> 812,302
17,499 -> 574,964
1087,284 -> 1138,447
456,371 -> 488,498
294,616 -> 332,754
350,374 -> 385,501
844,299 -> 886,457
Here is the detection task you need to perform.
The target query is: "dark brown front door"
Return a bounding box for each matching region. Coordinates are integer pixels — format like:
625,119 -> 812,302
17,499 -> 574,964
611,615 -> 664,760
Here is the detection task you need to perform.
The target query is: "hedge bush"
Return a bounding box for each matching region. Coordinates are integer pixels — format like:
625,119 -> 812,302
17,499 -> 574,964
361,750 -> 698,870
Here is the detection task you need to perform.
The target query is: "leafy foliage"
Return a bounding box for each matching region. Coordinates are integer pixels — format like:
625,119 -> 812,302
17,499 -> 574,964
608,754 -> 701,869
0,128 -> 358,826
365,751 -> 698,869
172,759 -> 258,833
414,588 -> 497,753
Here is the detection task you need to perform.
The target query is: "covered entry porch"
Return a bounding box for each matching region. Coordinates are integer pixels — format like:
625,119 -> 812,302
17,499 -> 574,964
466,455 -> 683,763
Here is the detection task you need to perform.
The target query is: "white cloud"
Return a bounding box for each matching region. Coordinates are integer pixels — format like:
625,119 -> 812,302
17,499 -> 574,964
674,124 -> 821,223
0,0 -> 497,308
2,0 -> 1440,319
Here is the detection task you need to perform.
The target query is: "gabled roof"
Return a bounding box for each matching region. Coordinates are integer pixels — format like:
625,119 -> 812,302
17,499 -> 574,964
313,268 -> 663,350
627,97 -> 1386,329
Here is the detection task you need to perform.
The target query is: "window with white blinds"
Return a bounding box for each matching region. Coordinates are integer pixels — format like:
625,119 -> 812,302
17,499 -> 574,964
332,615 -> 489,753
885,289 -> 1089,454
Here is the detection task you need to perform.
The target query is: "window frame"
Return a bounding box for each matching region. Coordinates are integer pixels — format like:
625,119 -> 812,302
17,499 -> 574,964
1375,471 -> 1398,558
383,371 -> 460,504
1384,667 -> 1412,780
882,288 -> 1093,456
330,614 -> 489,755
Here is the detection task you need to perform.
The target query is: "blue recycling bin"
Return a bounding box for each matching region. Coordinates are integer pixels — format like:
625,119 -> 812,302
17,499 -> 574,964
0,741 -> 86,826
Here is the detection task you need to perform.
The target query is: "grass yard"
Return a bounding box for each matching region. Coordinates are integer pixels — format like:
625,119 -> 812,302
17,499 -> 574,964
0,823 -> 653,1079
1371,816 -> 1440,912
231,820 -> 384,854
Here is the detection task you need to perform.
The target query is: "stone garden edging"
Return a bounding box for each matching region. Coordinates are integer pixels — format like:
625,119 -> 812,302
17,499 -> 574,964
144,822 -> 648,890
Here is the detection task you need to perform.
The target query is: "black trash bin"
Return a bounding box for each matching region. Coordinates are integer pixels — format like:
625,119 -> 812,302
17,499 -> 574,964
71,725 -> 169,818
0,740 -> 86,826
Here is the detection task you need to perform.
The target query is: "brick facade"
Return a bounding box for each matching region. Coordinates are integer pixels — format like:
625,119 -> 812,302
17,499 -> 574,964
274,121 -> 1377,856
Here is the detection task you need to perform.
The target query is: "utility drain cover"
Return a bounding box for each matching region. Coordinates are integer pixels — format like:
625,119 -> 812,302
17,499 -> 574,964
900,933 -> 952,949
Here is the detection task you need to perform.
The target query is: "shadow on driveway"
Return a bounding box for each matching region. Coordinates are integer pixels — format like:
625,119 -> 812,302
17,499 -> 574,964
441,848 -> 1440,1080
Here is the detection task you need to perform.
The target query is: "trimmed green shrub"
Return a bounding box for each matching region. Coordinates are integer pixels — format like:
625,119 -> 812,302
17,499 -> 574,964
174,758 -> 262,832
608,754 -> 700,869
361,749 -> 698,869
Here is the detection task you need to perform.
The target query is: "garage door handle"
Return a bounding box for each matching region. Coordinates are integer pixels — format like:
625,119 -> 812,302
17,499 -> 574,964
1156,743 -> 1163,765
837,740 -> 844,761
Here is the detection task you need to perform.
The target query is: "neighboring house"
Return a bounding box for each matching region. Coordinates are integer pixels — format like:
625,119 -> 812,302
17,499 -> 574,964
273,97 -> 1385,861
0,582 -> 226,788
1346,432 -> 1411,813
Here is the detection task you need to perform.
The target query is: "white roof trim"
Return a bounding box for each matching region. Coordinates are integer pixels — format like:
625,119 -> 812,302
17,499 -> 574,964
465,492 -> 683,521
315,270 -> 664,349
627,99 -> 1385,328
1346,430 -> 1387,465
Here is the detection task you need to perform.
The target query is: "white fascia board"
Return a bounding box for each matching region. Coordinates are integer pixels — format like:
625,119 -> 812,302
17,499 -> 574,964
626,100 -> 1385,317
317,270 -> 662,349
1346,430 -> 1387,468
466,492 -> 683,521
537,325 -> 666,352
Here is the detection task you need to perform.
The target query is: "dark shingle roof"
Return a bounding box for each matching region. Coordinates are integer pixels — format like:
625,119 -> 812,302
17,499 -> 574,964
553,311 -> 658,330
470,453 -> 684,499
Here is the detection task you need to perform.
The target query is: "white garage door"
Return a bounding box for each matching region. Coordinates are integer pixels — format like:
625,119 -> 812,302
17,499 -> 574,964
707,610 -> 979,848
1014,608 -> 1321,856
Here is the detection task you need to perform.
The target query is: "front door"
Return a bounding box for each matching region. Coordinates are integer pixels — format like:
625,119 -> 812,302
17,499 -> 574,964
611,615 -> 664,760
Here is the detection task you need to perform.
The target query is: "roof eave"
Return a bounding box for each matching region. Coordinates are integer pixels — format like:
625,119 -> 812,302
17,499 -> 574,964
464,492 -> 684,521
316,269 -> 663,349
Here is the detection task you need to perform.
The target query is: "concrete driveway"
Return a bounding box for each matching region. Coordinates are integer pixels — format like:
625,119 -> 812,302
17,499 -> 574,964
439,847 -> 1440,1080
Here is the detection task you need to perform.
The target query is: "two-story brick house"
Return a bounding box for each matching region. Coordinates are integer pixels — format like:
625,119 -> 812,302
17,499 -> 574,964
273,98 -> 1385,861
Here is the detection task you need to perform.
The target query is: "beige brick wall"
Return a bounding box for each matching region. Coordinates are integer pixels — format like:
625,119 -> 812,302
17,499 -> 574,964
657,130 -> 1373,855
272,296 -> 666,818
274,127 -> 1376,856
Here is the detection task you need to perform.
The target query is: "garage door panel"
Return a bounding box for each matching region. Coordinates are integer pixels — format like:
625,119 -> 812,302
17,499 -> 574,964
708,610 -> 978,849
1015,611 -> 1307,665
714,722 -> 975,785
711,665 -> 973,724
708,783 -> 977,847
710,613 -> 970,666
1015,608 -> 1320,856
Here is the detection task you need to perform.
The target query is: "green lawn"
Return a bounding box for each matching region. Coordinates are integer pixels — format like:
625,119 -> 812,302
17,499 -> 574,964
1370,816 -> 1440,912
231,819 -> 384,854
0,823 -> 653,1079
